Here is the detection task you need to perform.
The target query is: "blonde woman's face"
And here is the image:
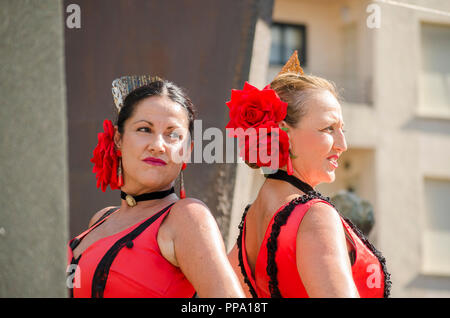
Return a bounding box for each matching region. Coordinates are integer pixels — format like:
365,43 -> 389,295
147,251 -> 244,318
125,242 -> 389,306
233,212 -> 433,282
114,95 -> 191,195
287,90 -> 347,187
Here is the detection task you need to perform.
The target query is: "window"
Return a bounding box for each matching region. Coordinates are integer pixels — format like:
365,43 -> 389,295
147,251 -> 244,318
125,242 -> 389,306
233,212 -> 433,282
422,178 -> 450,275
341,23 -> 370,104
419,23 -> 450,118
269,23 -> 307,67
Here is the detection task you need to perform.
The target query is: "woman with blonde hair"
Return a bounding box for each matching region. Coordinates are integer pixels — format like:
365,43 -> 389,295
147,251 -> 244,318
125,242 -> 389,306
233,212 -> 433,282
227,52 -> 391,298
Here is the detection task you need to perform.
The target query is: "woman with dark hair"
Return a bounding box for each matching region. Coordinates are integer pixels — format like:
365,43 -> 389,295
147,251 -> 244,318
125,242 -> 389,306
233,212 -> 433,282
227,53 -> 391,298
67,76 -> 244,298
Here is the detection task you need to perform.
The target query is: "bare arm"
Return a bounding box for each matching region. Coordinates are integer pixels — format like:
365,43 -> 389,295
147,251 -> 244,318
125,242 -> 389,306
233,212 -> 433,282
296,202 -> 359,298
168,199 -> 245,298
228,243 -> 252,298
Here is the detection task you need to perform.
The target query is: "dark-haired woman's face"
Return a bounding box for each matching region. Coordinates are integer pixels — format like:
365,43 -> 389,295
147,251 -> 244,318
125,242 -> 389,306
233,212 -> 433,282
114,95 -> 191,195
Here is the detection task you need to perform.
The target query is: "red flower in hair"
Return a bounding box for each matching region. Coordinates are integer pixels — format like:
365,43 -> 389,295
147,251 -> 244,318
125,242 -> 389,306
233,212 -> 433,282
237,122 -> 290,170
91,119 -> 121,192
226,82 -> 287,130
226,82 -> 290,170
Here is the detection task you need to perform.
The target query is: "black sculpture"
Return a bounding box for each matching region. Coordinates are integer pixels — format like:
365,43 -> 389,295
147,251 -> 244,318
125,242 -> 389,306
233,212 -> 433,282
331,191 -> 375,236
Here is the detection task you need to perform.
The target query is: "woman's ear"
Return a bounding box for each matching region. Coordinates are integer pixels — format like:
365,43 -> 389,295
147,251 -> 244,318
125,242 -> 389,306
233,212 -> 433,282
279,120 -> 291,138
114,125 -> 122,150
279,120 -> 289,130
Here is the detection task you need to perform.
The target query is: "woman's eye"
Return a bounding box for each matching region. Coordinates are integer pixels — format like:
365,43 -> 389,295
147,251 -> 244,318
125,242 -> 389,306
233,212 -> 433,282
168,131 -> 181,139
322,125 -> 346,134
137,127 -> 150,133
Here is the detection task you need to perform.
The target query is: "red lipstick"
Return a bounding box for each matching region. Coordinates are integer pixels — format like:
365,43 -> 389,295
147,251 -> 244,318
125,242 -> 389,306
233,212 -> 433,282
326,155 -> 339,169
143,157 -> 167,166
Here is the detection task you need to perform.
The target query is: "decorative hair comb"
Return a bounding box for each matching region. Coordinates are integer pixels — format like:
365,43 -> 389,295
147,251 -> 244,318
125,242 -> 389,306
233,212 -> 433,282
111,75 -> 162,112
277,50 -> 304,77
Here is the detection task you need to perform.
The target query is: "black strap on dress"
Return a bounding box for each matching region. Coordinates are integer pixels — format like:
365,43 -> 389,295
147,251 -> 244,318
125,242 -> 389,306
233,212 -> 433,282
67,207 -> 120,298
89,207 -> 120,228
91,203 -> 175,298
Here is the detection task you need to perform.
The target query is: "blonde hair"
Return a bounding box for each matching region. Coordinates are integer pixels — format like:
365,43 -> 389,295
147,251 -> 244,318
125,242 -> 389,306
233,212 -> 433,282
270,72 -> 339,127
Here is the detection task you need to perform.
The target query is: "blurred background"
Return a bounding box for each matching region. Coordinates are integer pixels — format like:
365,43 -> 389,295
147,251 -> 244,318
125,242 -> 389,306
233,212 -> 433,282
0,0 -> 449,297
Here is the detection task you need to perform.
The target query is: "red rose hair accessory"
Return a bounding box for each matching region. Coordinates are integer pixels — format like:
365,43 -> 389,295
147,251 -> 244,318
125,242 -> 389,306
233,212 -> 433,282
91,119 -> 122,191
226,82 -> 287,130
226,82 -> 290,171
237,121 -> 290,170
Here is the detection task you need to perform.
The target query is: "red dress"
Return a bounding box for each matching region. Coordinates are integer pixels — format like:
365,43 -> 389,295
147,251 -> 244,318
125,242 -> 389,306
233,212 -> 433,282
67,203 -> 195,298
237,194 -> 391,298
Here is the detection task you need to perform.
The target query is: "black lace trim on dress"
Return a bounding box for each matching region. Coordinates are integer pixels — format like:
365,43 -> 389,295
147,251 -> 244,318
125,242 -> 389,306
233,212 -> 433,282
265,191 -> 391,298
236,204 -> 258,298
236,191 -> 392,298
91,203 -> 174,298
265,191 -> 325,297
339,214 -> 392,298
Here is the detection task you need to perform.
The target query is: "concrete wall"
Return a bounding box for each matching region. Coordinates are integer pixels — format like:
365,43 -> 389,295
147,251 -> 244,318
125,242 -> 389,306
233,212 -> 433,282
0,0 -> 68,297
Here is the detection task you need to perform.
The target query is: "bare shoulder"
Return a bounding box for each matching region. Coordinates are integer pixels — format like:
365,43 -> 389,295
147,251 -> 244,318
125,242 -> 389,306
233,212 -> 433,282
158,198 -> 217,266
88,206 -> 117,228
296,201 -> 359,297
296,201 -> 349,266
169,197 -> 213,222
160,198 -> 212,235
299,201 -> 342,235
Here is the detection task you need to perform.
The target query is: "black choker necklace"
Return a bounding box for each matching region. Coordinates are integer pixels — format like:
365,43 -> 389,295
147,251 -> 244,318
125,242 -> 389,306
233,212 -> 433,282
120,187 -> 175,207
265,170 -> 314,194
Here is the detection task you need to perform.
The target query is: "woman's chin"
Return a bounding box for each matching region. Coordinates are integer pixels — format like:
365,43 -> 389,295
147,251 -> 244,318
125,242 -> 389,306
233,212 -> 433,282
322,171 -> 336,183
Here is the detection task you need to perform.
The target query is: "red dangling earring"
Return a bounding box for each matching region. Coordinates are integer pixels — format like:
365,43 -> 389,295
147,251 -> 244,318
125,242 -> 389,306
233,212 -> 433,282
180,162 -> 186,199
287,155 -> 293,175
117,150 -> 124,187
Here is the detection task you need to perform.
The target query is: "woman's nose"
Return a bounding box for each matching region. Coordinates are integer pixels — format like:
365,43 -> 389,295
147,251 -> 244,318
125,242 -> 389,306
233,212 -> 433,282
148,134 -> 165,154
334,129 -> 347,153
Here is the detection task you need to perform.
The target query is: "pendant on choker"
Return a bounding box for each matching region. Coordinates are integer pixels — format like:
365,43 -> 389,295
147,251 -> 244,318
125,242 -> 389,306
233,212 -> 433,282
125,195 -> 137,207
120,187 -> 175,207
